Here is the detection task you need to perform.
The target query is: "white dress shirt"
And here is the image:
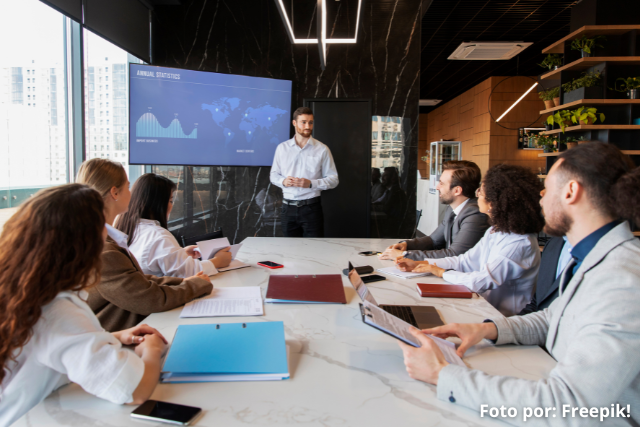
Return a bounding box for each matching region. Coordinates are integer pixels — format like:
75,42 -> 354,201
0,291 -> 144,426
269,136 -> 339,200
452,198 -> 470,217
434,227 -> 540,316
106,223 -> 129,250
129,219 -> 217,277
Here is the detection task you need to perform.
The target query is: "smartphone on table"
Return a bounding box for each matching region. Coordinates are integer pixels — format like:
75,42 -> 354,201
258,261 -> 284,269
131,400 -> 202,425
361,274 -> 386,284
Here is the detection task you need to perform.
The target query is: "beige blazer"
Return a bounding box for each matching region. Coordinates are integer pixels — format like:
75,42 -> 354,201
87,237 -> 212,332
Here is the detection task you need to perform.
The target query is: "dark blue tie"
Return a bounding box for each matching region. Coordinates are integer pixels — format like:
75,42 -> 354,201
560,258 -> 577,292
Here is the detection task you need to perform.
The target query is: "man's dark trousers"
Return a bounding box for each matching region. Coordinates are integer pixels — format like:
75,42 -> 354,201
281,199 -> 324,237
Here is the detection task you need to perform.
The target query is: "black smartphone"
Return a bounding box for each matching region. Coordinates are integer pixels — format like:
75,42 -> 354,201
131,400 -> 202,425
358,251 -> 381,256
361,274 -> 386,284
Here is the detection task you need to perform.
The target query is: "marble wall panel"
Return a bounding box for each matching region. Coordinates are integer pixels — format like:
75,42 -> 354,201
151,0 -> 421,241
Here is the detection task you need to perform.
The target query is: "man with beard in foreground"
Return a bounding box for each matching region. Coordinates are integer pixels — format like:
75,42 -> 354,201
397,142 -> 640,426
270,107 -> 339,237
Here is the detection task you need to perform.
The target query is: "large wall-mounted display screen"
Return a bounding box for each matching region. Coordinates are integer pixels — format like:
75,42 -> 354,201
129,64 -> 292,166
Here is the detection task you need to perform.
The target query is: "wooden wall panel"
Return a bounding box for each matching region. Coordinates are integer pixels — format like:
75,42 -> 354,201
422,75 -> 546,178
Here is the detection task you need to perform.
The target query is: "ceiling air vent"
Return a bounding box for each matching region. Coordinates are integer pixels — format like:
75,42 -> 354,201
448,42 -> 533,60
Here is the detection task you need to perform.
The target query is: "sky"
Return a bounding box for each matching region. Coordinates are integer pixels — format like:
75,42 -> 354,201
0,0 -> 130,69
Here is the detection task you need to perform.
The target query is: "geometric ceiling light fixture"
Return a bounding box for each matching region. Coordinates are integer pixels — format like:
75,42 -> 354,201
275,0 -> 363,70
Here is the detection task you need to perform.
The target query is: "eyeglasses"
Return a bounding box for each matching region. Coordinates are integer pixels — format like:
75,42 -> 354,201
475,187 -> 484,198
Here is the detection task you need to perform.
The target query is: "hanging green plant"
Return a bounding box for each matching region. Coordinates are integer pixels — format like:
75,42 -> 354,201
612,77 -> 640,92
561,71 -> 602,92
547,110 -> 572,133
570,35 -> 606,55
538,54 -> 563,70
570,107 -> 605,125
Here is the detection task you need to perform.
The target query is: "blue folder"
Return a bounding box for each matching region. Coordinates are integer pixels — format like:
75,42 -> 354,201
161,322 -> 289,382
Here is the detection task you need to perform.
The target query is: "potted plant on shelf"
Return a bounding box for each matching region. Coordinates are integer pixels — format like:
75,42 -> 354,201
565,136 -> 578,149
561,71 -> 603,103
539,88 -> 557,110
538,135 -> 556,153
538,54 -> 563,71
612,77 -> 640,99
542,119 -> 553,131
570,35 -> 606,57
570,106 -> 605,125
577,135 -> 589,144
549,87 -> 561,107
547,110 -> 572,133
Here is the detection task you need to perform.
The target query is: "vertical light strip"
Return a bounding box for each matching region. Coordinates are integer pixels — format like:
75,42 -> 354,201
496,82 -> 538,122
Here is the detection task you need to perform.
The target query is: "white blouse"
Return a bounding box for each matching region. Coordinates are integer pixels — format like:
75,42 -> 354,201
129,219 -> 217,278
434,227 -> 540,317
0,291 -> 144,426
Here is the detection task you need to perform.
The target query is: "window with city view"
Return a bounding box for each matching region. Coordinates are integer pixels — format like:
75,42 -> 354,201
83,30 -> 140,170
0,0 -> 68,208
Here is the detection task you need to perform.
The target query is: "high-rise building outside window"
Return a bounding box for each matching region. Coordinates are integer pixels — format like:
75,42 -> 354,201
84,30 -> 139,167
0,0 -> 68,208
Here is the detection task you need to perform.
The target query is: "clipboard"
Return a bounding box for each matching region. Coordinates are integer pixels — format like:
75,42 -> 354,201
359,302 -> 420,347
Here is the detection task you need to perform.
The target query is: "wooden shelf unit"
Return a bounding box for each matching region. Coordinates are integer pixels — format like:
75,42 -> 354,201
540,57 -> 640,80
540,99 -> 640,115
539,150 -> 640,158
541,125 -> 640,135
542,25 -> 640,54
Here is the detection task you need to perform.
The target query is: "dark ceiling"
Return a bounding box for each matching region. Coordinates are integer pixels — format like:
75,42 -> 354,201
420,0 -> 578,113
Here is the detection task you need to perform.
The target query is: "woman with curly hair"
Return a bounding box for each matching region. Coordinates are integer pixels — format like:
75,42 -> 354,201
0,184 -> 168,426
396,164 -> 544,316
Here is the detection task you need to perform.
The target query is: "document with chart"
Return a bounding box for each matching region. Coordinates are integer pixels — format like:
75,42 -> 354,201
180,286 -> 263,318
360,301 -> 465,366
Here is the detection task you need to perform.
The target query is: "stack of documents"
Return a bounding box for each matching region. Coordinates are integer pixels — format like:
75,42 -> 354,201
180,286 -> 263,318
161,322 -> 290,382
377,266 -> 431,279
196,237 -> 249,272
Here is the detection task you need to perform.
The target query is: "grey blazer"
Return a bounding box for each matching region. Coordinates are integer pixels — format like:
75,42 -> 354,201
403,198 -> 489,260
436,222 -> 640,426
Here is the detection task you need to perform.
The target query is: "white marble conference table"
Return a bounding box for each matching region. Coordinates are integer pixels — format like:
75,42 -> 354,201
17,237 -> 556,427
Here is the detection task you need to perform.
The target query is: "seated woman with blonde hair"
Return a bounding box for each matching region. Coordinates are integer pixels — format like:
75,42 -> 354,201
116,173 -> 231,278
0,184 -> 168,425
76,159 -> 213,332
396,164 -> 544,316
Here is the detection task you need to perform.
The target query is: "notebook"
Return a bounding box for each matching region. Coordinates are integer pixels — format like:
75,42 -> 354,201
218,259 -> 250,273
265,274 -> 347,304
161,322 -> 289,382
416,283 -> 473,299
377,266 -> 430,279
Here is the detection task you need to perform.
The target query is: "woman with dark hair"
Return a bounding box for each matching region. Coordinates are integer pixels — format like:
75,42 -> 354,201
396,164 -> 544,316
116,173 -> 231,277
77,159 -> 213,332
0,184 -> 168,426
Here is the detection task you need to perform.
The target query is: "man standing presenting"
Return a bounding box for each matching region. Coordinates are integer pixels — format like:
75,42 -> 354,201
270,107 -> 339,237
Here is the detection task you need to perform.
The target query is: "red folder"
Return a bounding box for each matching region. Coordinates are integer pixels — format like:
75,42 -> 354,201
416,283 -> 473,299
266,275 -> 347,304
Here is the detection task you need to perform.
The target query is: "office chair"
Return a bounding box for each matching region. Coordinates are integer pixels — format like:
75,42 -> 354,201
412,209 -> 423,239
180,228 -> 224,248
